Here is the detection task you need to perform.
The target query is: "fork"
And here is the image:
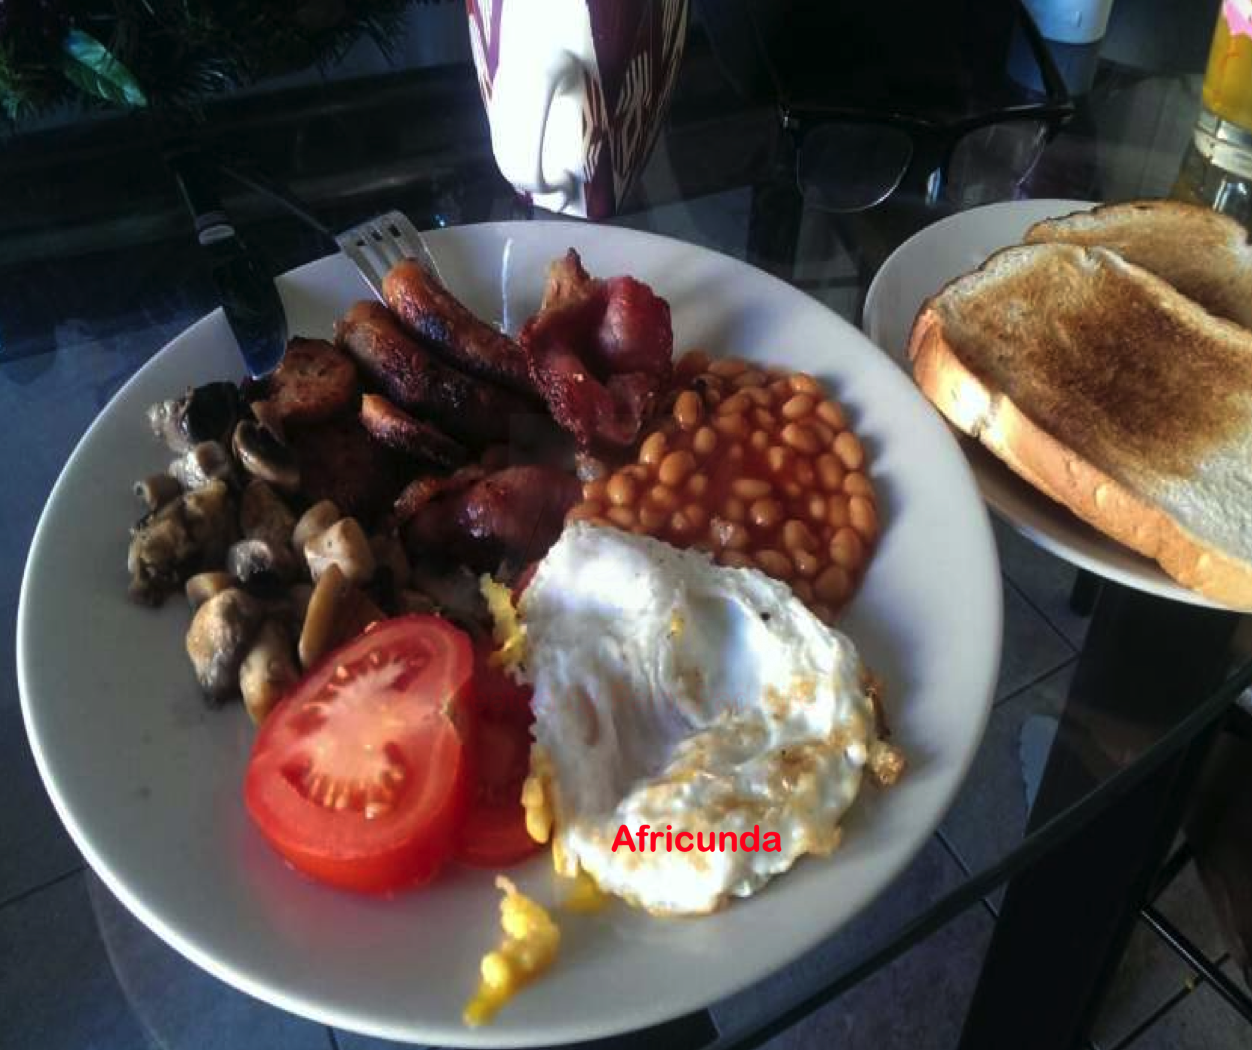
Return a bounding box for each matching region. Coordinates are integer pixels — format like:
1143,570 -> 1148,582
213,164 -> 450,304
335,210 -> 448,300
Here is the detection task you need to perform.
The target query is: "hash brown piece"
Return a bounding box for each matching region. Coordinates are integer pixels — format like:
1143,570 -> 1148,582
264,338 -> 359,424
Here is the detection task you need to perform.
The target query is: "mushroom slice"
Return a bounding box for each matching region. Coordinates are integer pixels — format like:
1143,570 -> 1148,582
233,421 -> 300,493
239,480 -> 296,549
147,383 -> 240,453
185,589 -> 263,701
292,499 -> 341,555
127,511 -> 198,606
239,620 -> 299,724
182,383 -> 241,446
299,563 -> 349,669
249,398 -> 287,443
182,480 -> 237,568
227,539 -> 297,589
304,518 -> 375,585
126,480 -> 236,605
170,441 -> 234,491
134,473 -> 182,512
147,398 -> 194,454
185,571 -> 234,611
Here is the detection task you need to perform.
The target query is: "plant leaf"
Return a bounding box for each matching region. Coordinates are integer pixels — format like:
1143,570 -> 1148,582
61,29 -> 148,108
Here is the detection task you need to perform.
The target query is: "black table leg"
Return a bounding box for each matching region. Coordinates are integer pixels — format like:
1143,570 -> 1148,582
1069,568 -> 1101,615
957,583 -> 1239,1050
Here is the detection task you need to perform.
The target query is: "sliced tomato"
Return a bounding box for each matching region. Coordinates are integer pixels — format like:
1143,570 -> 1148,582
245,615 -> 472,893
452,648 -> 540,868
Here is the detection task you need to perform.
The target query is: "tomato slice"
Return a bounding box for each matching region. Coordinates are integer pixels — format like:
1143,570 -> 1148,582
245,615 -> 471,893
452,648 -> 541,868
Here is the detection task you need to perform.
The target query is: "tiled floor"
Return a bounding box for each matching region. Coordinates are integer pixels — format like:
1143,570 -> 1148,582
5,512 -> 1248,1050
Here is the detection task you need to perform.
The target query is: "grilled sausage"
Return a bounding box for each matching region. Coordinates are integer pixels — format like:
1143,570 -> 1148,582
382,260 -> 536,396
360,394 -> 468,470
401,465 -> 581,571
393,466 -> 486,524
336,301 -> 536,449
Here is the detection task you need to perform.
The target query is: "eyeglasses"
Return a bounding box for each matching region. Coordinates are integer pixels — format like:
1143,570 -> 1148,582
780,3 -> 1074,213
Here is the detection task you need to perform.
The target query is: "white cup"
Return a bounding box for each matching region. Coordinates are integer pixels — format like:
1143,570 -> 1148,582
465,0 -> 690,219
487,0 -> 591,215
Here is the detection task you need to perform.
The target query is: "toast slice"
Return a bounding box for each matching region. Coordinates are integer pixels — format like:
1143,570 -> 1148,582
908,242 -> 1252,607
1025,201 -> 1252,331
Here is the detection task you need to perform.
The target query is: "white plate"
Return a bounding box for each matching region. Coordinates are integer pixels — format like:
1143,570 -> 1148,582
863,198 -> 1227,609
19,222 -> 1001,1047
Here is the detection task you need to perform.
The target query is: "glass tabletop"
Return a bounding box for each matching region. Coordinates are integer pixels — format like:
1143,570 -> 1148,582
4,4 -> 1251,1049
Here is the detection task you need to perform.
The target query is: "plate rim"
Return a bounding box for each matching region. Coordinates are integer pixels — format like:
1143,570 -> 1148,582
18,220 -> 1003,1046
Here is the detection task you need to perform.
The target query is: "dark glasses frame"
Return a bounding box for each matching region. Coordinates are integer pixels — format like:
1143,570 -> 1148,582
779,0 -> 1075,207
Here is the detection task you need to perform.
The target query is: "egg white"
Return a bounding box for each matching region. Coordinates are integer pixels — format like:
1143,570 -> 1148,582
518,523 -> 878,916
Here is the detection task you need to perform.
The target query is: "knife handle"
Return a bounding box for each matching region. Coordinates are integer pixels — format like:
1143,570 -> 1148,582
167,149 -> 288,379
170,150 -> 236,245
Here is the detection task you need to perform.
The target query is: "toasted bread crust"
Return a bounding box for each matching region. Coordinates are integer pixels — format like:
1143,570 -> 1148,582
917,244 -> 1252,485
1025,200 -> 1252,330
909,308 -> 1252,607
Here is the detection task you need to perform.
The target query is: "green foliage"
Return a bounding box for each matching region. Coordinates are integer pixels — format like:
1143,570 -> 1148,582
60,29 -> 147,107
0,0 -> 439,122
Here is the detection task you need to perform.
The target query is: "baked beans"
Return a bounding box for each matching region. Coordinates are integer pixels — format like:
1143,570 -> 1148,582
750,498 -> 784,529
640,432 -> 668,467
658,450 -> 696,487
673,390 -> 703,430
607,473 -> 637,507
566,351 -> 880,622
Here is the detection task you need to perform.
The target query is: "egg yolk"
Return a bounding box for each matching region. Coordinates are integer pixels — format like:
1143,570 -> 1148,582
563,870 -> 609,913
463,877 -> 560,1027
480,575 -> 527,674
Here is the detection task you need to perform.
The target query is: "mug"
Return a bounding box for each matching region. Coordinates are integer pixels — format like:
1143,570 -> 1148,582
465,0 -> 690,219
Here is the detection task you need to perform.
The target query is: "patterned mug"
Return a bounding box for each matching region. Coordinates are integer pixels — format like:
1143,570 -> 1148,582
465,0 -> 690,219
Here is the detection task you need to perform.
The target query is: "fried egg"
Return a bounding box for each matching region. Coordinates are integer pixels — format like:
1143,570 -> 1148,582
517,523 -> 880,916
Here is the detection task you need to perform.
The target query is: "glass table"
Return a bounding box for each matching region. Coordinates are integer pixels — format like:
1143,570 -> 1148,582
4,7 -> 1251,1050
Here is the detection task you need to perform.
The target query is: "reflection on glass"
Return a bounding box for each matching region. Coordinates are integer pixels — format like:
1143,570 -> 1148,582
797,117 -> 1051,213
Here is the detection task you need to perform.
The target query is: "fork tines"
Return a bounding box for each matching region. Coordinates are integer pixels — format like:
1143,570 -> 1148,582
335,209 -> 444,300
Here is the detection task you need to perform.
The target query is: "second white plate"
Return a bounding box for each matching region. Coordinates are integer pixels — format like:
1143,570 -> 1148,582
863,197 -> 1226,609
